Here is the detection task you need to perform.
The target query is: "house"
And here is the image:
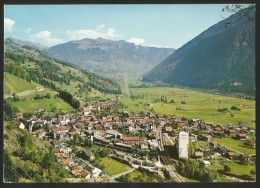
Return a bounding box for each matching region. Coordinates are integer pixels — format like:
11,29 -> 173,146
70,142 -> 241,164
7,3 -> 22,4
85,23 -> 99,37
92,167 -> 102,178
83,150 -> 95,161
201,160 -> 211,167
33,128 -> 46,138
165,126 -> 173,132
58,115 -> 70,125
51,125 -> 69,139
106,130 -> 123,139
34,119 -> 47,127
123,136 -> 143,145
203,150 -> 215,158
209,141 -> 219,148
15,112 -> 24,119
236,133 -> 247,140
60,147 -> 72,154
199,145 -> 210,152
198,134 -> 212,142
15,121 -> 25,130
83,106 -> 92,116
194,152 -> 204,159
216,146 -> 227,154
225,151 -> 237,159
81,170 -> 91,179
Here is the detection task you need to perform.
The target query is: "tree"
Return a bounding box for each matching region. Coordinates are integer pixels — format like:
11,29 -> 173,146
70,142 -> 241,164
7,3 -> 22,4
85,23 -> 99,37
99,148 -> 110,158
244,138 -> 255,148
4,150 -> 19,182
222,4 -> 255,26
223,165 -> 231,172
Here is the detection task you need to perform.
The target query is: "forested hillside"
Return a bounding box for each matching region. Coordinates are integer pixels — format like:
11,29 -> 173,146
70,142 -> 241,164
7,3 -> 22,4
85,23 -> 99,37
143,7 -> 255,96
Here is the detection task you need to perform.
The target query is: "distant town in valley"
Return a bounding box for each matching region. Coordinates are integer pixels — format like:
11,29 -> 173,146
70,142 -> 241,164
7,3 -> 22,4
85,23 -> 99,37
4,4 -> 256,183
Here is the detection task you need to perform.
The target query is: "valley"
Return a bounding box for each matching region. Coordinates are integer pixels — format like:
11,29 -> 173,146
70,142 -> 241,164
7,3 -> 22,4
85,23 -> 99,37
3,5 -> 256,184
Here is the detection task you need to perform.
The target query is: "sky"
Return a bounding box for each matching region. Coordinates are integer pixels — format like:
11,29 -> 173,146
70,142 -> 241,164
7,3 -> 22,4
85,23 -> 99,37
4,4 -> 238,49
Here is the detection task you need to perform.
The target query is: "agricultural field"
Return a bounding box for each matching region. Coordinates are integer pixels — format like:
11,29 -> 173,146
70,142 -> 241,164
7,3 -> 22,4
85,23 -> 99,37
210,159 -> 255,178
213,138 -> 255,155
122,170 -> 160,182
10,98 -> 74,114
119,87 -> 255,128
97,157 -> 131,176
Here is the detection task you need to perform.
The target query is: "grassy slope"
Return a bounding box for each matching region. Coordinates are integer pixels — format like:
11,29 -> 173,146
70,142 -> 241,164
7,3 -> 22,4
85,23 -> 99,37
4,72 -> 40,95
11,98 -> 73,113
98,157 -> 131,176
119,87 -> 255,128
213,138 -> 255,155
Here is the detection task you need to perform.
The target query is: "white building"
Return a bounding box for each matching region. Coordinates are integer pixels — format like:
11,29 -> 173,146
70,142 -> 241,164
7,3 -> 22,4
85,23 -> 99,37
178,131 -> 189,159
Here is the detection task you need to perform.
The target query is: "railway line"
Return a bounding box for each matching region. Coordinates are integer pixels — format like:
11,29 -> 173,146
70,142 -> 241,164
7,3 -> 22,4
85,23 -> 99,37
159,132 -> 184,182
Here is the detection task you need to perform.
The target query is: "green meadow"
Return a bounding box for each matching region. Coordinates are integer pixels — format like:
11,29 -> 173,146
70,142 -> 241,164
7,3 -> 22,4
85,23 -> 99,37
119,87 -> 255,128
97,157 -> 131,176
4,72 -> 40,95
11,98 -> 74,113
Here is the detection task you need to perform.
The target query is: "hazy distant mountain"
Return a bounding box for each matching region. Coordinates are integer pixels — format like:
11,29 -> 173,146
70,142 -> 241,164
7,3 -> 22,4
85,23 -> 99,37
41,37 -> 175,77
143,7 -> 255,96
5,37 -> 48,50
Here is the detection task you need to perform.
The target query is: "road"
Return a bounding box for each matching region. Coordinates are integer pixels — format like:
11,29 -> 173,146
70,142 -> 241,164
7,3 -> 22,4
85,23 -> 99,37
112,168 -> 135,178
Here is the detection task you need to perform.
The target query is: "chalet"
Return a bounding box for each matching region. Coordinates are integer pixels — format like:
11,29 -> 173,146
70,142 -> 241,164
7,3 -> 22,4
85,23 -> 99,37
93,124 -> 102,130
60,147 -> 72,154
33,128 -> 47,138
194,152 -> 204,159
92,167 -> 102,178
225,151 -> 237,159
209,141 -> 219,148
236,133 -> 247,140
203,150 -> 215,158
199,145 -> 210,152
82,150 -> 95,161
71,169 -> 81,177
15,112 -> 24,119
201,160 -> 211,167
165,126 -> 173,132
81,170 -> 91,179
104,122 -> 113,130
213,130 -> 224,137
34,119 -> 47,127
15,121 -> 25,130
227,129 -> 237,134
83,106 -> 92,116
198,134 -> 212,142
216,146 -> 227,154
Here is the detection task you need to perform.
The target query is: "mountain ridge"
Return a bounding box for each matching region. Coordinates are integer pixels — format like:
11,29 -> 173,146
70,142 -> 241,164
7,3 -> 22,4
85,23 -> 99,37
41,37 -> 175,77
143,7 -> 255,96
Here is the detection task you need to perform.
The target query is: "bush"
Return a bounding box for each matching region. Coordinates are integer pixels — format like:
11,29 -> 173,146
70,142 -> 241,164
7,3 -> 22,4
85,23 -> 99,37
217,108 -> 228,112
231,106 -> 241,111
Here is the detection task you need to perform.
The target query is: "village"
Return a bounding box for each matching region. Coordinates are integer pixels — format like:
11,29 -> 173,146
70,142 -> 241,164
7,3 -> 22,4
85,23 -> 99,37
11,98 -> 256,182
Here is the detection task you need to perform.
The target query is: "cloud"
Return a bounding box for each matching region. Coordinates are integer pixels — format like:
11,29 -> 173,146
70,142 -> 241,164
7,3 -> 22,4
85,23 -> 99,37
96,24 -> 105,31
127,37 -> 145,45
34,30 -> 51,39
4,18 -> 15,32
67,25 -> 120,40
25,28 -> 32,34
31,30 -> 63,46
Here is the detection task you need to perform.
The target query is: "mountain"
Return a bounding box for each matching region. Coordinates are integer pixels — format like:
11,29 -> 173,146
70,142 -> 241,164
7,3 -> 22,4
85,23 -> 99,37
5,37 -> 48,50
143,7 -> 255,96
4,38 -> 122,99
41,37 -> 175,77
